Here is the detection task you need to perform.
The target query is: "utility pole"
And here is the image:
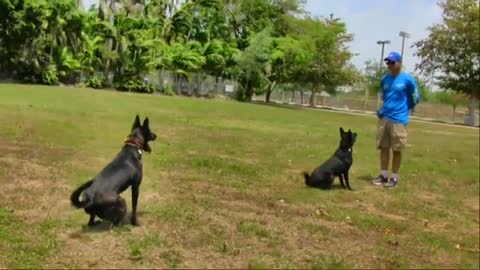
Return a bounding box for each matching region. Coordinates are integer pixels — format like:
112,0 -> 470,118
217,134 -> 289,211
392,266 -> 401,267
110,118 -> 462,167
399,31 -> 413,112
376,40 -> 390,110
399,31 -> 411,61
398,31 -> 415,113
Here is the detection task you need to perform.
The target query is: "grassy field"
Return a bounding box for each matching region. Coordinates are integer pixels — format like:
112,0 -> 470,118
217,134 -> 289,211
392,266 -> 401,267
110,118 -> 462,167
0,83 -> 478,269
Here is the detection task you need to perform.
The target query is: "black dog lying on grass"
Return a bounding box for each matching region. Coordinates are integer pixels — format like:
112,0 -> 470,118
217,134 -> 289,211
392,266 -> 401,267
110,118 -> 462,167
70,115 -> 156,226
303,127 -> 357,190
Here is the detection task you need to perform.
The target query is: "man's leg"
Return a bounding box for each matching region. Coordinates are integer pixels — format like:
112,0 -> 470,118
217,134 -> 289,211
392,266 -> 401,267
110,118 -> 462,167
371,147 -> 390,185
372,119 -> 390,185
392,150 -> 402,175
384,124 -> 407,188
381,148 -> 390,172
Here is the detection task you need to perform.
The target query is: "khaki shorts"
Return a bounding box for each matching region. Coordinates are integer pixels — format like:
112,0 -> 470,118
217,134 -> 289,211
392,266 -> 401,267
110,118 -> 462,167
376,118 -> 407,151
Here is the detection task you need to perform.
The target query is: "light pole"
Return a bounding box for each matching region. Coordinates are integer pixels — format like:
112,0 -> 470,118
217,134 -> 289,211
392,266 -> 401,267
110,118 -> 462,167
399,31 -> 413,112
376,40 -> 390,110
399,31 -> 411,60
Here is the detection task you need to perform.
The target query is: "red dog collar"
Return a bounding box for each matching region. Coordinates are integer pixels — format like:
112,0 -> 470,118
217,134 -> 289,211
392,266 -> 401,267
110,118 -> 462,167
124,137 -> 144,150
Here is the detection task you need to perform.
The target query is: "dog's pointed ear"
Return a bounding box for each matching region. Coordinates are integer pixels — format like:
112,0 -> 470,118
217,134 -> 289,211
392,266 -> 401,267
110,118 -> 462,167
142,117 -> 149,128
340,127 -> 345,136
132,115 -> 141,131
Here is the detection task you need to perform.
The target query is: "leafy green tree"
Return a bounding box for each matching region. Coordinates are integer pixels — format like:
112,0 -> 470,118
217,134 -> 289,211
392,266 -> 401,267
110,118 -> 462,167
288,16 -> 355,106
412,75 -> 432,102
0,0 -> 362,100
414,0 -> 479,124
233,27 -> 272,101
414,0 -> 479,98
263,36 -> 303,103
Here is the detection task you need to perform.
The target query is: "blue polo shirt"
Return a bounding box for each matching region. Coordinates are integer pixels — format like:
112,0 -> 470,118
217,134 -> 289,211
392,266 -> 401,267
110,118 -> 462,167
378,72 -> 420,125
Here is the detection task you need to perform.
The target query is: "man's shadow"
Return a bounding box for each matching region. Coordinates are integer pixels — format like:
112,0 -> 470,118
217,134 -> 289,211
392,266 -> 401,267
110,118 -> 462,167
358,175 -> 373,182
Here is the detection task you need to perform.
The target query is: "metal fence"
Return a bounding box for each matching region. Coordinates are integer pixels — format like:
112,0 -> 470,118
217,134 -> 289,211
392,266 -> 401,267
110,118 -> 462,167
143,70 -> 479,126
255,90 -> 480,126
147,70 -> 239,98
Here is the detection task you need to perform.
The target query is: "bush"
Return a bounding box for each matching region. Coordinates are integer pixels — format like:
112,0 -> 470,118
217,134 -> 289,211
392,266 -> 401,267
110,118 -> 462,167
419,86 -> 432,102
431,90 -> 467,107
162,84 -> 175,96
41,64 -> 59,85
113,74 -> 158,93
84,75 -> 106,89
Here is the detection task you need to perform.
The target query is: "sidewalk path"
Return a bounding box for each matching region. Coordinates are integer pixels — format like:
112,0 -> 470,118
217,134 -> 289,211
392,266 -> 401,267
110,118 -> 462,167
251,99 -> 479,130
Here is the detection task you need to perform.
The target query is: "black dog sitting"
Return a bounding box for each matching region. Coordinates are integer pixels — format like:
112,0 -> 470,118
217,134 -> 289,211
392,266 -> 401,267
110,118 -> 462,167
70,115 -> 156,226
303,128 -> 357,190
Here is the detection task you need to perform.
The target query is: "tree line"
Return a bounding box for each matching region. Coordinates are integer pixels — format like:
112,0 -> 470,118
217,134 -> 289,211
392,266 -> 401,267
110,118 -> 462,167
0,0 -> 478,114
0,0 -> 360,103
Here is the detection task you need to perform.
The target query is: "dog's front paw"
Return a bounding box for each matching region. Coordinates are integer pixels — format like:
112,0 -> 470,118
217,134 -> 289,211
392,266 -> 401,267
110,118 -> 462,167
130,217 -> 139,226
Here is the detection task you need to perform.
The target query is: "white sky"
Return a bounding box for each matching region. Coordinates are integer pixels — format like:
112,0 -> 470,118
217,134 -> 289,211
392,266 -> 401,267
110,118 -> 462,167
305,0 -> 443,74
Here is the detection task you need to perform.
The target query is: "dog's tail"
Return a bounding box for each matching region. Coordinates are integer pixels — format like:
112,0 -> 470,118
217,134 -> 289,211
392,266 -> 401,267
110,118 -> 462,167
70,180 -> 94,208
303,171 -> 312,186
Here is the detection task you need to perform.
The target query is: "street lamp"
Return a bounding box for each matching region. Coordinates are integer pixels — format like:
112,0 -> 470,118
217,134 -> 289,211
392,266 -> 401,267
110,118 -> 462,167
399,31 -> 413,112
376,40 -> 390,110
399,31 -> 411,59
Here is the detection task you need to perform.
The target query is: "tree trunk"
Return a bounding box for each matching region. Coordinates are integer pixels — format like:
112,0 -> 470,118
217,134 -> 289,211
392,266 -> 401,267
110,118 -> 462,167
174,74 -> 180,94
309,92 -> 315,107
291,90 -> 295,103
265,90 -> 272,103
309,88 -> 316,107
195,72 -> 202,96
466,95 -> 478,126
300,91 -> 304,104
103,1 -> 115,84
159,69 -> 164,90
363,87 -> 369,111
265,81 -> 277,103
452,105 -> 456,123
246,82 -> 254,101
80,71 -> 85,83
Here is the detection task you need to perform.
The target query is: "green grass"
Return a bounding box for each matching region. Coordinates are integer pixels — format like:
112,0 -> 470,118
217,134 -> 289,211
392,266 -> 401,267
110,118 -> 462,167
125,232 -> 164,261
238,220 -> 271,239
0,208 -> 57,268
0,83 -> 478,268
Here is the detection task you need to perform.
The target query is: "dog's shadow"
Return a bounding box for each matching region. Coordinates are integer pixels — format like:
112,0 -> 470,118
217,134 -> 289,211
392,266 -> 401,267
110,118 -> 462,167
305,184 -> 354,191
329,185 -> 350,190
80,221 -> 117,233
76,212 -> 146,234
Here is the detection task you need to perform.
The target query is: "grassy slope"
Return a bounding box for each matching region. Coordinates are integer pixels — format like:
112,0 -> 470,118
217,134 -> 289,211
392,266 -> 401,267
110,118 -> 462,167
0,83 -> 478,269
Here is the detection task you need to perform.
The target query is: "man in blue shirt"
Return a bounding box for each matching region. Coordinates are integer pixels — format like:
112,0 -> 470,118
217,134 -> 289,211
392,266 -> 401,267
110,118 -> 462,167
371,52 -> 420,188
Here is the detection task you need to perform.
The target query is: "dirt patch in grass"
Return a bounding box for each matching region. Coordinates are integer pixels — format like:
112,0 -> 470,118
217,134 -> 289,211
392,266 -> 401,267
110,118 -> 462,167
416,191 -> 441,202
53,228 -> 146,269
160,181 -> 387,268
0,140 -> 68,267
463,197 -> 480,211
360,203 -> 408,222
0,155 -> 71,224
